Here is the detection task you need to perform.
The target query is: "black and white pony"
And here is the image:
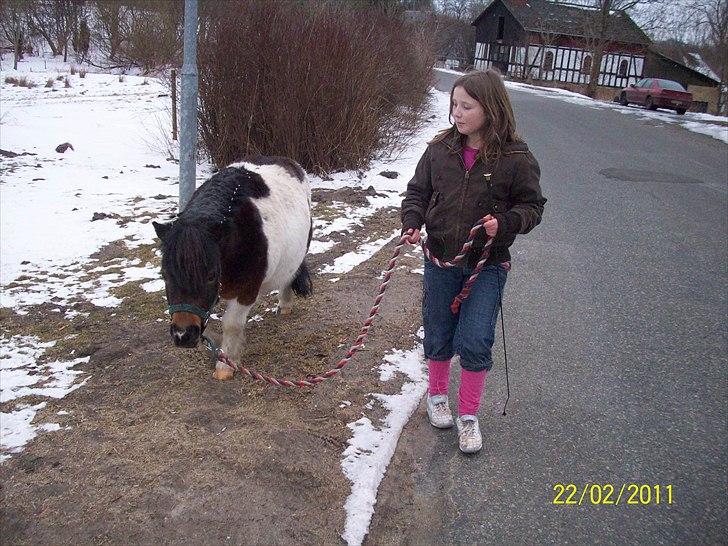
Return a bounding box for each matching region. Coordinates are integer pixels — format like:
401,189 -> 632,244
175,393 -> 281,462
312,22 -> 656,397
153,156 -> 313,380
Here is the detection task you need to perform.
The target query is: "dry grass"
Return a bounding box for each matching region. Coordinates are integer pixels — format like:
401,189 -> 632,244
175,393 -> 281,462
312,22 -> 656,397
4,76 -> 37,88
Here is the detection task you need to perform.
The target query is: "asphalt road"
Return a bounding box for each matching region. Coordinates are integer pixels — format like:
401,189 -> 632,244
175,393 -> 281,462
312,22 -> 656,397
368,70 -> 728,544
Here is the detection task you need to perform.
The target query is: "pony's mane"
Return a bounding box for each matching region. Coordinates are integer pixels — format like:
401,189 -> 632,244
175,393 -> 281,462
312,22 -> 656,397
161,222 -> 219,293
161,166 -> 269,293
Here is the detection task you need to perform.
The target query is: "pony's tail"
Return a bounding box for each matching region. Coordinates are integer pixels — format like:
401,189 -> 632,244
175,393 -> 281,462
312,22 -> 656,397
291,260 -> 313,297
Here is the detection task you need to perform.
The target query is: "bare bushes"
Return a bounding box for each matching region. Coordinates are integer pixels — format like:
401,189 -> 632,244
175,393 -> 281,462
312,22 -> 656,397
5,76 -> 37,88
115,2 -> 182,71
197,0 -> 434,174
89,0 -> 182,71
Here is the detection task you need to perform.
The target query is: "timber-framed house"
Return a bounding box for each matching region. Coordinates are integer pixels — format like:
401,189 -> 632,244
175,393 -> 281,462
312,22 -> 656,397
472,0 -> 650,88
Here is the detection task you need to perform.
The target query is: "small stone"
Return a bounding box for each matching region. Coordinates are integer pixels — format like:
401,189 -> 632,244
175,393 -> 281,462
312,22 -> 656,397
379,170 -> 399,179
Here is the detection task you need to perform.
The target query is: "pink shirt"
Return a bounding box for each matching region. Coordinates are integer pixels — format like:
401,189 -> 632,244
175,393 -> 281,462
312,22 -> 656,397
462,145 -> 479,171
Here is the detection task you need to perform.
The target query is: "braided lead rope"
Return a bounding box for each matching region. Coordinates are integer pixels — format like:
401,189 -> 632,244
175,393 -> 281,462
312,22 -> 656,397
420,216 -> 494,314
208,232 -> 411,387
207,217 -> 493,387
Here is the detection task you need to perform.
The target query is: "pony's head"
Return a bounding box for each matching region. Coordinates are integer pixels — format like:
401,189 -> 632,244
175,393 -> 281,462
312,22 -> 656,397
153,220 -> 221,348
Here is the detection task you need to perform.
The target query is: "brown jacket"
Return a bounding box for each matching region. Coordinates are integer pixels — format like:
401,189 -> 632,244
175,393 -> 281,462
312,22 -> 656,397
401,131 -> 546,268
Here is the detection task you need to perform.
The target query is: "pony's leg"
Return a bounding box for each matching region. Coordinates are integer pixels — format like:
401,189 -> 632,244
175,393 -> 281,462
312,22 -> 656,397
276,286 -> 294,316
216,298 -> 253,380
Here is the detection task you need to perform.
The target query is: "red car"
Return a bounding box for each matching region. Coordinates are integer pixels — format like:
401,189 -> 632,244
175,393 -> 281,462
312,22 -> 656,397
619,78 -> 693,115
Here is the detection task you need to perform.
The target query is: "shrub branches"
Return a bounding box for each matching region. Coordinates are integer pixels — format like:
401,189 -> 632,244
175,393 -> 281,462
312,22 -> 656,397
197,0 -> 434,174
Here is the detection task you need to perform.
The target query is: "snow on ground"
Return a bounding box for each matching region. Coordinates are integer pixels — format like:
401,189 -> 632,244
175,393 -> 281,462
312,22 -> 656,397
0,335 -> 89,461
1,53 -> 189,459
341,330 -> 427,546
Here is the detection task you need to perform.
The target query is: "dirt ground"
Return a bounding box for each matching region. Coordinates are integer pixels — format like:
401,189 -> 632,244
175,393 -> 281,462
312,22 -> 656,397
0,188 -> 425,545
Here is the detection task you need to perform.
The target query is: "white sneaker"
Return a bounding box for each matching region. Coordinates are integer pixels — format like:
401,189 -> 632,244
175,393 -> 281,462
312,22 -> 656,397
426,395 -> 454,429
456,415 -> 482,454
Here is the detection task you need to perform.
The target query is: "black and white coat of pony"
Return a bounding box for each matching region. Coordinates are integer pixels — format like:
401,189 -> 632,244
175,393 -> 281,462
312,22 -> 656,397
153,156 -> 312,380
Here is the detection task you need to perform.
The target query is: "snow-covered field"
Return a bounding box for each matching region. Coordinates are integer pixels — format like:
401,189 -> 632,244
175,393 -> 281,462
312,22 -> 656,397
1,55 -> 726,545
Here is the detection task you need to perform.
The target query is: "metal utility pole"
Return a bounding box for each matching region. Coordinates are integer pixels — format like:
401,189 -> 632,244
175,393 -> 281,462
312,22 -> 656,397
179,0 -> 198,212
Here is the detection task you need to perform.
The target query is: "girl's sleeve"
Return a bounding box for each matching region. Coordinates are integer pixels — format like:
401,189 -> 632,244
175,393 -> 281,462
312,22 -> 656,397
401,146 -> 433,232
494,151 -> 546,241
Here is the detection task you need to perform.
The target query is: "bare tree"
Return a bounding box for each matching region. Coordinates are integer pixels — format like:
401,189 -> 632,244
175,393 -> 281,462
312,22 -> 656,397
578,0 -> 663,97
0,0 -> 29,69
432,0 -> 491,67
686,0 -> 727,113
25,0 -> 78,61
440,0 -> 473,20
90,0 -> 125,61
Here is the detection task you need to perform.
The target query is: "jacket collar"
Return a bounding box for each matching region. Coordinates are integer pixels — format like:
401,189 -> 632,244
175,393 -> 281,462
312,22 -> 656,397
442,129 -> 530,156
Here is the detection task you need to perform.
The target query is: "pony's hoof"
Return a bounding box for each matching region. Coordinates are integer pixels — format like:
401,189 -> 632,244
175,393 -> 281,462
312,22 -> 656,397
277,306 -> 292,316
213,364 -> 234,381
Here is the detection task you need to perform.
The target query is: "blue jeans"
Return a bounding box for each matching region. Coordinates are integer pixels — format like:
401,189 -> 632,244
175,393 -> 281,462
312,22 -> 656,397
423,258 -> 508,372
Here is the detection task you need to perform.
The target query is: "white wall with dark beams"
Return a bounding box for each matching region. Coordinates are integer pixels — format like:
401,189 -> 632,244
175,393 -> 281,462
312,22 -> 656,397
475,41 -> 645,88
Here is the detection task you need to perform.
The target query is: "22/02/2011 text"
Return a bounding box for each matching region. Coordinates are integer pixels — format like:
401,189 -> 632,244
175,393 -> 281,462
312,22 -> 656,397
552,483 -> 674,506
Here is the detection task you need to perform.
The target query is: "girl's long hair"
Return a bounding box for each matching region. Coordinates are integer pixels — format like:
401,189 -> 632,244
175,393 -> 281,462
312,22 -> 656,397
431,69 -> 521,165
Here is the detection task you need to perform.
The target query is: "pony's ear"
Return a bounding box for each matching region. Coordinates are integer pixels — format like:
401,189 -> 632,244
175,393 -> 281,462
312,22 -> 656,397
153,221 -> 172,240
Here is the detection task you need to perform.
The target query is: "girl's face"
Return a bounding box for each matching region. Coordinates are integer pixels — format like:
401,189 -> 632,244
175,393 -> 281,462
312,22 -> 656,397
452,85 -> 487,139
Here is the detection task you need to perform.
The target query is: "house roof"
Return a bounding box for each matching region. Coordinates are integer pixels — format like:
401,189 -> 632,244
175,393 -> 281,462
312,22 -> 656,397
472,0 -> 651,46
649,41 -> 721,83
648,47 -> 721,86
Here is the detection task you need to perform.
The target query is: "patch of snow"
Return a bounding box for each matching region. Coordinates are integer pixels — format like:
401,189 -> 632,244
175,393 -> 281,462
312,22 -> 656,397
319,230 -> 401,275
0,403 -> 48,461
341,331 -> 427,546
141,278 -> 166,293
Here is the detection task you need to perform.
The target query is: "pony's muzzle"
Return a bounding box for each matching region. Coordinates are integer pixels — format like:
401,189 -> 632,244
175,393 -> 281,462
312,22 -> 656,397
171,323 -> 201,348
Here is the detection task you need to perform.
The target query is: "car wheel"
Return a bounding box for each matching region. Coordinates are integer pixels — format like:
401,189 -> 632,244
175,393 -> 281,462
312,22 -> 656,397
676,108 -> 686,115
645,97 -> 657,110
619,92 -> 628,106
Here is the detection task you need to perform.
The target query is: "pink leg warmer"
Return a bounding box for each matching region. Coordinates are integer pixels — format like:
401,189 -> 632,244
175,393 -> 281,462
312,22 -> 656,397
428,359 -> 451,396
458,369 -> 487,416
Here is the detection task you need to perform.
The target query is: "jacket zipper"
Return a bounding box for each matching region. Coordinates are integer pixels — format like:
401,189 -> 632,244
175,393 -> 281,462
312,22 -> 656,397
456,157 -> 471,251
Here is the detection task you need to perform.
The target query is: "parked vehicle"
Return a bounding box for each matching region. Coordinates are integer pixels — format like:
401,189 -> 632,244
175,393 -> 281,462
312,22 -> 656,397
619,78 -> 693,115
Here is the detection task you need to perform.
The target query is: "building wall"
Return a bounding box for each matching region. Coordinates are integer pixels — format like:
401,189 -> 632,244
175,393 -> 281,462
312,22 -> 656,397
475,41 -> 645,88
687,85 -> 720,114
474,2 -> 528,45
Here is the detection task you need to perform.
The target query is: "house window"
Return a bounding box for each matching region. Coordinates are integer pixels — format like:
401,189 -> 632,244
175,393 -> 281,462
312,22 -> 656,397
619,59 -> 628,76
581,55 -> 592,74
543,51 -> 554,71
497,17 -> 505,40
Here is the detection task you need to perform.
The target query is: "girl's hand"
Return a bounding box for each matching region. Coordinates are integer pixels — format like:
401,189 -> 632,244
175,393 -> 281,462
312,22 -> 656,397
404,228 -> 421,244
483,215 -> 498,238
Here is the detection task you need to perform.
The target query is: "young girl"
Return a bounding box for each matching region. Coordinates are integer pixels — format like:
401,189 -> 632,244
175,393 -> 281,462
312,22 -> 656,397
401,69 -> 546,454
